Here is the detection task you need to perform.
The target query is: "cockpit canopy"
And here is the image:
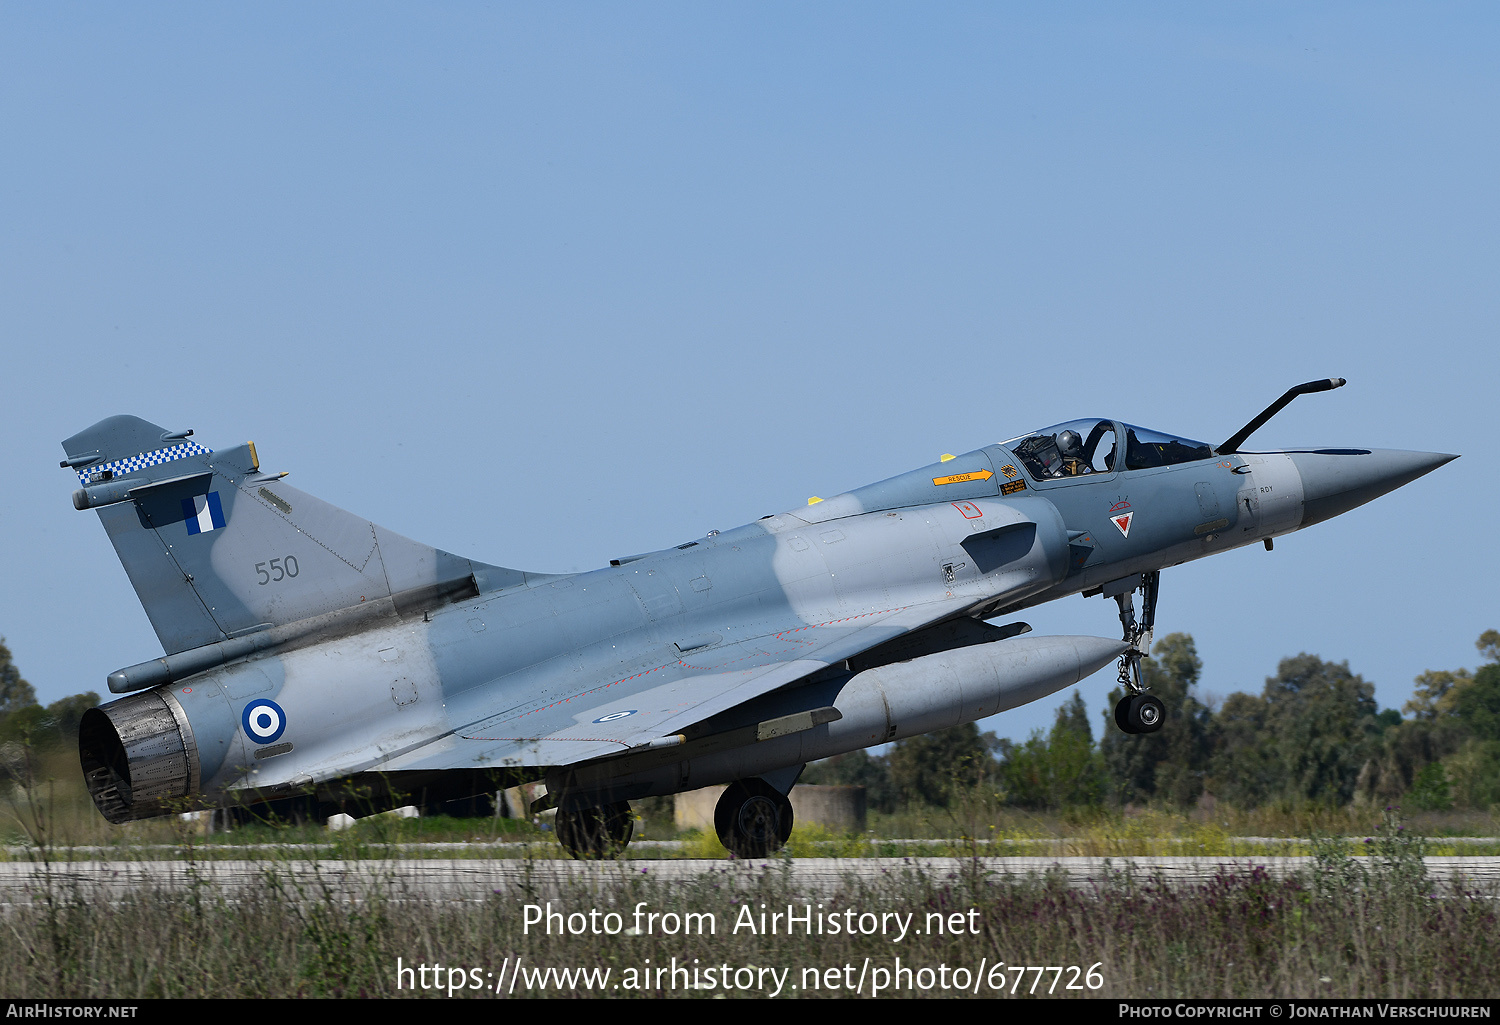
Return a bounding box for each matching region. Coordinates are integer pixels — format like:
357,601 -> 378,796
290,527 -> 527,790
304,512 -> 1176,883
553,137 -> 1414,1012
1003,420 -> 1214,481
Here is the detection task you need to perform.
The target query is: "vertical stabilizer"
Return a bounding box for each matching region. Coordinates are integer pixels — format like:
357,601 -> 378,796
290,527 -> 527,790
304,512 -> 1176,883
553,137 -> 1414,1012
63,415 -> 534,656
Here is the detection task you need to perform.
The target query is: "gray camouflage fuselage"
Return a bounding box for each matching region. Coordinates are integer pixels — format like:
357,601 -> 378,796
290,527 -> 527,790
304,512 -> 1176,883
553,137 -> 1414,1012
65,413 -> 1453,822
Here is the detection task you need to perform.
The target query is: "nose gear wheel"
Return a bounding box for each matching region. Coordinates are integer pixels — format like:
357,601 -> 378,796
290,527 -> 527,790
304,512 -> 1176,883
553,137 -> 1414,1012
1114,692 -> 1165,734
1111,571 -> 1164,734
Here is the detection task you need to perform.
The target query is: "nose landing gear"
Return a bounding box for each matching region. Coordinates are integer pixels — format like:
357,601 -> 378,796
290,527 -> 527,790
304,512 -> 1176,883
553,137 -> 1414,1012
1110,570 -> 1165,735
1114,691 -> 1165,734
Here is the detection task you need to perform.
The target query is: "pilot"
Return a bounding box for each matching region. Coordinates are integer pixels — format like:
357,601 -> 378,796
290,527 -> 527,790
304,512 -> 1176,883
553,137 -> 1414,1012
1057,430 -> 1087,476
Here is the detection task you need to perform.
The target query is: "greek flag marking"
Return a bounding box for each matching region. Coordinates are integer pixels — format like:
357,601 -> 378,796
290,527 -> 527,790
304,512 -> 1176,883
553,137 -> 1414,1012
182,492 -> 226,535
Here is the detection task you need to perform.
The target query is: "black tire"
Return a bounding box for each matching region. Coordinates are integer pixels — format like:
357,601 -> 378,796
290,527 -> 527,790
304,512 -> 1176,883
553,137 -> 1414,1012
1114,695 -> 1136,733
714,779 -> 794,859
555,801 -> 634,860
1128,693 -> 1166,734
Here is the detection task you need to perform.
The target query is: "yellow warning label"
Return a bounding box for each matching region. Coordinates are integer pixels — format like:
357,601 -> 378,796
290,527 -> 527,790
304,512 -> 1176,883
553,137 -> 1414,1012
932,469 -> 995,486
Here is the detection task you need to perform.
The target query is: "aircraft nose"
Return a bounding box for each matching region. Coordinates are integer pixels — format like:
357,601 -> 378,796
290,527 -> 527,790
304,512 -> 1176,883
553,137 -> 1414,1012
1290,449 -> 1457,529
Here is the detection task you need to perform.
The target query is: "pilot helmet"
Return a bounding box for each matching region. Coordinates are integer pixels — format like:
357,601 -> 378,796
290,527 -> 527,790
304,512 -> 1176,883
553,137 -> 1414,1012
1057,430 -> 1082,457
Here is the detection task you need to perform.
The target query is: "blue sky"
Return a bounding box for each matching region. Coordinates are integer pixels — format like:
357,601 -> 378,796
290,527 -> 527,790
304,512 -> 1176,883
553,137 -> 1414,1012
1,4 -> 1494,743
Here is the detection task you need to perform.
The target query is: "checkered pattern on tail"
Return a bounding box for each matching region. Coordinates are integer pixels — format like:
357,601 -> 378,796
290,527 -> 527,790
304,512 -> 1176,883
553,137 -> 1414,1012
75,442 -> 212,485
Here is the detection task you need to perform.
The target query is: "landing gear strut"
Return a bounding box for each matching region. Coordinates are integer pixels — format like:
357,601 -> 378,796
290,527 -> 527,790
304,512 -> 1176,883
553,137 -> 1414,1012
715,779 -> 794,858
1111,570 -> 1164,735
555,801 -> 634,859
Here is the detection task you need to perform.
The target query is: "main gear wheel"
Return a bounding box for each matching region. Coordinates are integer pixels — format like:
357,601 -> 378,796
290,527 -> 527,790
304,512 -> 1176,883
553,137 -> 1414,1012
714,779 -> 793,858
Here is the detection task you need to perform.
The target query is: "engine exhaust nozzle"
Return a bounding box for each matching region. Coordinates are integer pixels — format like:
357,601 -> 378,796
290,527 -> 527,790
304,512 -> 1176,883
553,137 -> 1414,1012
79,689 -> 200,823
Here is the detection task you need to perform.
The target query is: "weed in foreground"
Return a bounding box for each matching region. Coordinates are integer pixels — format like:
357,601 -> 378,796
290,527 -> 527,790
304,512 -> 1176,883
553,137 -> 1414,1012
0,842 -> 1490,997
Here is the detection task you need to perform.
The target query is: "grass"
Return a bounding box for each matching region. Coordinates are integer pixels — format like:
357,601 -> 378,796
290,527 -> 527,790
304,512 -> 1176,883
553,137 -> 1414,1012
2,750 -> 1498,997
856,798 -> 1500,857
7,744 -> 1500,859
0,823 -> 1493,998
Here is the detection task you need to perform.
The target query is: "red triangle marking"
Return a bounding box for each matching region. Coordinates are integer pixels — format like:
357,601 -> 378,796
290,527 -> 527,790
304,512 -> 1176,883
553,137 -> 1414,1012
1112,512 -> 1134,537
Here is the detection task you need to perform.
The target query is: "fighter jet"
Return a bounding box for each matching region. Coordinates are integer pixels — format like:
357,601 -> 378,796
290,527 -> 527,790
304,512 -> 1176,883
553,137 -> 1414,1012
64,380 -> 1453,857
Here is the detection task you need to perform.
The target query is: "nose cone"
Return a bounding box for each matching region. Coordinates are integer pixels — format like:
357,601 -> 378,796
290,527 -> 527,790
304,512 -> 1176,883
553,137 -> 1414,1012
1290,449 -> 1457,529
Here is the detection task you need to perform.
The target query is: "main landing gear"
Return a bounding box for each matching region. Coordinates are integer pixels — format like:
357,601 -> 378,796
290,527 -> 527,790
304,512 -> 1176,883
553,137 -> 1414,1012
1111,570 -> 1165,735
551,778 -> 796,860
555,801 -> 634,860
715,778 -> 794,858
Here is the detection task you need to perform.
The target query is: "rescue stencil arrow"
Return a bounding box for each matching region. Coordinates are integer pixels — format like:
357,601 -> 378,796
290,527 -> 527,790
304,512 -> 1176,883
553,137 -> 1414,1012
932,470 -> 995,486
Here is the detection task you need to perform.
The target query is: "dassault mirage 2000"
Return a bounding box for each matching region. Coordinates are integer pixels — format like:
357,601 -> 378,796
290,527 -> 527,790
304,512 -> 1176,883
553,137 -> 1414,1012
67,380 -> 1453,857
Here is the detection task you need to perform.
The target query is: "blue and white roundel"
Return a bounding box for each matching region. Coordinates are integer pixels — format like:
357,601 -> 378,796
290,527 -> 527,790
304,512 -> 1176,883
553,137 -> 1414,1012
242,699 -> 287,744
592,709 -> 637,724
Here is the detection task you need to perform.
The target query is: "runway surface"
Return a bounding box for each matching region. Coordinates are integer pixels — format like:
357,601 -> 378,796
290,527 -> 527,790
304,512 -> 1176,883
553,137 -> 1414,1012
0,856 -> 1496,904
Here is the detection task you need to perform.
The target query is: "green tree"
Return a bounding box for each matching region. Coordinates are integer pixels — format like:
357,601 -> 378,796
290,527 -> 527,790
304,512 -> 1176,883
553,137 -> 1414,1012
1101,633 -> 1213,806
1404,668 -> 1472,720
1355,714 -> 1467,805
45,692 -> 100,747
1359,629 -> 1500,808
1404,630 -> 1500,722
1452,663 -> 1500,742
1406,762 -> 1454,811
1207,655 -> 1380,808
998,692 -> 1106,809
889,722 -> 992,808
0,692 -> 101,749
1262,653 -> 1380,805
1054,690 -> 1093,742
0,639 -> 36,721
800,748 -> 898,813
1206,690 -> 1278,807
1479,629 -> 1500,665
1443,632 -> 1500,807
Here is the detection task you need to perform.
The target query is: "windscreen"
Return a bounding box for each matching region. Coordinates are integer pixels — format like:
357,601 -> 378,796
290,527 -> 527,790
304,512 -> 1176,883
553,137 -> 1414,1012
1120,424 -> 1214,469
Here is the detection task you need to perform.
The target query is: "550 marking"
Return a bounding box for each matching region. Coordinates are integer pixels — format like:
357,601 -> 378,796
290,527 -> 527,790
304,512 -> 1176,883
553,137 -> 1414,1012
255,556 -> 300,585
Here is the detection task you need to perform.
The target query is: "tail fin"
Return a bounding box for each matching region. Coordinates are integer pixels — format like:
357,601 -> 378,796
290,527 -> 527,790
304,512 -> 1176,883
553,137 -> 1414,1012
63,415 -> 534,658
